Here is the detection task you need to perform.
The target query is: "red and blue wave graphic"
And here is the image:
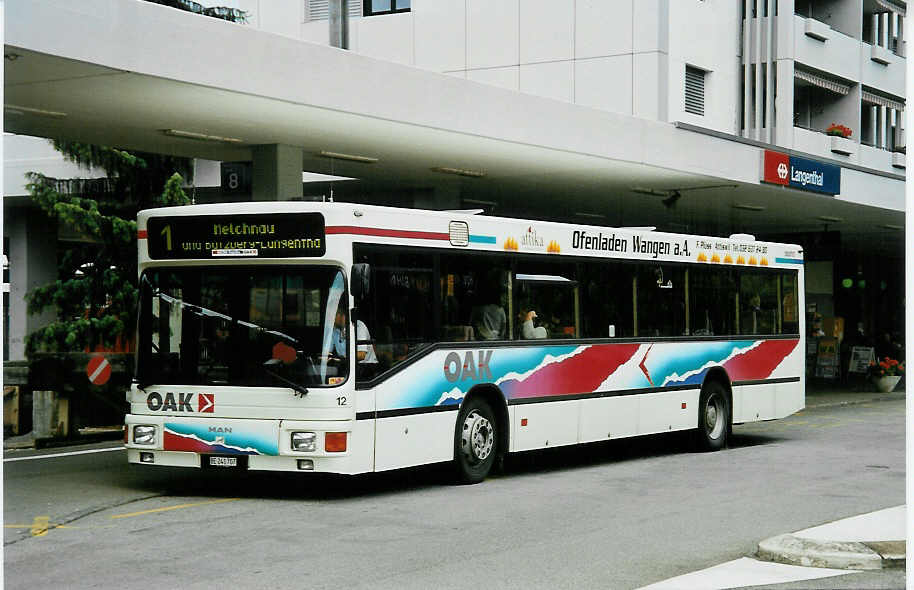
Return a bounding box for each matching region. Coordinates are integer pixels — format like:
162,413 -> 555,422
493,339 -> 800,400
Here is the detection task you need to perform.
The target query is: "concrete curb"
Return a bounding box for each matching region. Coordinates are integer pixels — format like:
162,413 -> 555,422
804,391 -> 904,409
3,428 -> 123,451
757,534 -> 905,570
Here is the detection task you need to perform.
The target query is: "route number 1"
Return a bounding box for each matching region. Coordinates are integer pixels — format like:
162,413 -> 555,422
160,224 -> 172,251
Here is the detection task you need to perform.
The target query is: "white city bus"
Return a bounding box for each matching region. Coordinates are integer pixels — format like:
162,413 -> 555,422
125,202 -> 805,483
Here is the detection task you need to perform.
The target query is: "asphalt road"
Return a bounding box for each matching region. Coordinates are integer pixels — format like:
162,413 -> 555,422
3,398 -> 905,590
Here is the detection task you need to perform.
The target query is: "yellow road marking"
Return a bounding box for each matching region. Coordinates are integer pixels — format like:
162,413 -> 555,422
110,498 -> 239,519
30,516 -> 49,537
6,523 -> 81,530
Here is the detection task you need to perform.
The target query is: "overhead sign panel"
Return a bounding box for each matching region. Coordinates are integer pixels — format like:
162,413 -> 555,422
762,150 -> 841,195
147,213 -> 325,259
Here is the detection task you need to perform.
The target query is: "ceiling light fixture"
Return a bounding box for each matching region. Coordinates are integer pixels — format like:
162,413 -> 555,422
817,215 -> 844,223
431,166 -> 486,178
464,198 -> 497,206
574,212 -> 605,219
662,190 -> 682,208
163,129 -> 243,143
4,104 -> 67,118
318,150 -> 379,164
879,224 -> 904,230
733,204 -> 766,211
631,186 -> 668,197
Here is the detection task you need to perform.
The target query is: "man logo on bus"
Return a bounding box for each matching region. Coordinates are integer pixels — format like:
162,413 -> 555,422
777,162 -> 789,180
444,350 -> 494,382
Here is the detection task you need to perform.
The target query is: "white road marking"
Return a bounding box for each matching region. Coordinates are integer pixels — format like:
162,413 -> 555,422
4,447 -> 125,462
636,557 -> 856,590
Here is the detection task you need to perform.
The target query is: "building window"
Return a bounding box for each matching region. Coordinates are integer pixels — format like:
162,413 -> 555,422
307,0 -> 362,21
685,66 -> 706,116
364,0 -> 410,16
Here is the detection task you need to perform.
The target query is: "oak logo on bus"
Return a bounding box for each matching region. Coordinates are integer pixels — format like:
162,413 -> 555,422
146,392 -> 214,413
443,350 -> 494,382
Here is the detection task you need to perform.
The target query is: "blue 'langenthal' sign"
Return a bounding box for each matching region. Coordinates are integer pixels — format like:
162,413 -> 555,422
787,155 -> 841,195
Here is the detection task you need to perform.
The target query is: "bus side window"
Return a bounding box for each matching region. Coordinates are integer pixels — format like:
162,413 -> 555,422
439,254 -> 509,342
738,270 -> 778,335
689,267 -> 736,337
579,260 -> 633,338
634,265 -> 685,337
353,246 -> 434,380
513,262 -> 577,339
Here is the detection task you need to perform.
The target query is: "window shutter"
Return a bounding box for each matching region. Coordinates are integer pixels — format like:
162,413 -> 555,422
308,0 -> 361,20
685,66 -> 705,116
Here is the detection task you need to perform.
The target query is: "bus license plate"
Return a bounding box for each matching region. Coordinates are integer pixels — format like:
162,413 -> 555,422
208,456 -> 238,468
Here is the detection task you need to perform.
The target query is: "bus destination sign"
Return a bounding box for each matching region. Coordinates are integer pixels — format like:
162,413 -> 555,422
146,213 -> 326,259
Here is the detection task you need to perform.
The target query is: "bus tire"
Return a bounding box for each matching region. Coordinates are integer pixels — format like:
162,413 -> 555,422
696,380 -> 729,451
453,397 -> 497,484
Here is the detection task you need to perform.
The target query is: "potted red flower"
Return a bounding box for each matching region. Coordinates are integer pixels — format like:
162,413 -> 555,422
826,123 -> 853,138
867,356 -> 904,392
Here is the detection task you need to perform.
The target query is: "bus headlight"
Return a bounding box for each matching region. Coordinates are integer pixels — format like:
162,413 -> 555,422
133,425 -> 157,445
291,431 -> 317,452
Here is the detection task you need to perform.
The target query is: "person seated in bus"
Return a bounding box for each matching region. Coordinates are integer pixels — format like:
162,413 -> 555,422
521,310 -> 548,339
330,310 -> 378,365
470,301 -> 506,340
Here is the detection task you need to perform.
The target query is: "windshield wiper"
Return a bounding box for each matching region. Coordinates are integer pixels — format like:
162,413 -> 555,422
263,359 -> 309,397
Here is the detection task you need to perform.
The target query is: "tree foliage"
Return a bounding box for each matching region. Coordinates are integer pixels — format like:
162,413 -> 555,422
24,142 -> 193,355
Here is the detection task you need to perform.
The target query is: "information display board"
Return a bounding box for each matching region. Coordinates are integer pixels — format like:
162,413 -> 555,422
814,337 -> 839,379
848,346 -> 876,374
147,213 -> 325,259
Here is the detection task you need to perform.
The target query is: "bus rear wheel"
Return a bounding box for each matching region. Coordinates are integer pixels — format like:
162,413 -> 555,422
696,381 -> 729,451
453,397 -> 497,484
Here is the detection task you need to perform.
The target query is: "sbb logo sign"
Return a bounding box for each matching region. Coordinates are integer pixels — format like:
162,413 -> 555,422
777,162 -> 789,180
763,151 -> 791,186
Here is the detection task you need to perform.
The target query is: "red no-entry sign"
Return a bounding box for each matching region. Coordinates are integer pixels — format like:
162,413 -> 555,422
87,356 -> 111,386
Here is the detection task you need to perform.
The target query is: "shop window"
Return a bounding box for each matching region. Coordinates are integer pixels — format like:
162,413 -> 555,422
364,0 -> 409,16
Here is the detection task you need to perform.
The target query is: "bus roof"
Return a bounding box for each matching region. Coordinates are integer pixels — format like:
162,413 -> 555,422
138,201 -> 804,269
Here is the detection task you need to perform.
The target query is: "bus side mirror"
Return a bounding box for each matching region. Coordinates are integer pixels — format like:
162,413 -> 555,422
351,263 -> 370,301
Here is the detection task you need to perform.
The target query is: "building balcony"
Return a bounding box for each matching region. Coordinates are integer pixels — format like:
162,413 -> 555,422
793,125 -> 859,164
829,135 -> 856,156
803,18 -> 831,42
793,126 -> 904,174
858,142 -> 903,172
860,42 -> 905,97
792,15 -> 859,82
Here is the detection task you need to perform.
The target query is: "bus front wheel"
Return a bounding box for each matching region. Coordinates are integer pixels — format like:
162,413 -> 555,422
696,381 -> 729,451
453,397 -> 497,484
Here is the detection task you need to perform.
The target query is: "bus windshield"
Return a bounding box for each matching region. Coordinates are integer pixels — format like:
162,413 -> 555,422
137,266 -> 349,388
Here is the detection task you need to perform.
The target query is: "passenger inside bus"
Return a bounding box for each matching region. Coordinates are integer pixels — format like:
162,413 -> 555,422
520,310 -> 548,339
470,285 -> 506,340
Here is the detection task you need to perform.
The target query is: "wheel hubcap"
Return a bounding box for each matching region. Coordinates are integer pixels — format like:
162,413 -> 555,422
705,395 -> 725,439
461,410 -> 494,464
